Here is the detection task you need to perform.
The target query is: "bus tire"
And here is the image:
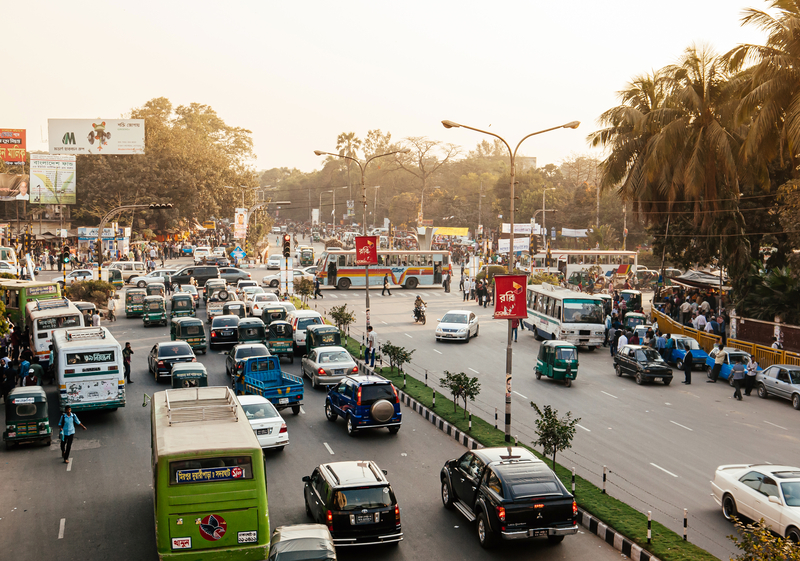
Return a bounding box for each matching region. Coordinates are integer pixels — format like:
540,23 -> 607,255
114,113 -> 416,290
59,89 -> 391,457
586,346 -> 595,352
337,278 -> 351,290
404,277 -> 418,289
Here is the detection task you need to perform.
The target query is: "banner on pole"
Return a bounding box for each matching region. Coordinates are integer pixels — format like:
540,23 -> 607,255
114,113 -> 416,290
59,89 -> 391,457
493,274 -> 529,319
355,236 -> 378,265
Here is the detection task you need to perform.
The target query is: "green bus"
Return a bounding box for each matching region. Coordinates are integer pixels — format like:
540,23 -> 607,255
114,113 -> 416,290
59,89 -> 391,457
150,386 -> 270,560
0,280 -> 61,325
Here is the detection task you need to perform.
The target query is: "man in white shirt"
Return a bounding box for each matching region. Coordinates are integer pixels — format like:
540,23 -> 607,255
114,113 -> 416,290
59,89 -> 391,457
617,330 -> 629,351
679,299 -> 692,325
696,313 -> 707,331
699,299 -> 711,315
365,325 -> 377,368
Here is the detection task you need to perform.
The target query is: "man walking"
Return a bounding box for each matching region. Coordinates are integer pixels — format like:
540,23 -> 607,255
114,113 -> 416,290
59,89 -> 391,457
511,318 -> 519,343
682,348 -> 693,384
365,325 -> 376,368
107,295 -> 117,322
708,343 -> 726,383
463,276 -> 470,302
382,273 -> 391,296
731,358 -> 746,400
58,405 -> 87,464
314,276 -> 323,299
123,342 -> 134,384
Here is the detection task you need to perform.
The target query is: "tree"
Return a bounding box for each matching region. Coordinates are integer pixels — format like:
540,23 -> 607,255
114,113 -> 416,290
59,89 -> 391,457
394,137 -> 461,223
294,278 -> 314,305
587,224 -> 620,250
336,132 -> 362,205
529,403 -> 580,468
729,518 -> 800,560
388,192 -> 419,227
439,370 -> 481,418
380,341 -> 414,373
329,304 -> 355,331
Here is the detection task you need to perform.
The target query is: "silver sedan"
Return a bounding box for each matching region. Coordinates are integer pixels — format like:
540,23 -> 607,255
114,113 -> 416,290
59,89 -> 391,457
301,346 -> 358,389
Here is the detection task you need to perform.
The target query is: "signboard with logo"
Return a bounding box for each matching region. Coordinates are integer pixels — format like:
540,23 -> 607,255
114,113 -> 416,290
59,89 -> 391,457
234,208 -> 247,239
30,154 -> 77,205
0,129 -> 26,165
497,237 -> 529,253
355,236 -> 378,265
501,223 -> 532,234
346,199 -> 355,217
48,119 -> 145,155
175,466 -> 246,484
493,274 -> 528,319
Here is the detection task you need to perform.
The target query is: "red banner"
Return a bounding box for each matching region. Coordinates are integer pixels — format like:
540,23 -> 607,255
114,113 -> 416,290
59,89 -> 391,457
0,129 -> 26,165
493,274 -> 529,319
355,236 -> 378,265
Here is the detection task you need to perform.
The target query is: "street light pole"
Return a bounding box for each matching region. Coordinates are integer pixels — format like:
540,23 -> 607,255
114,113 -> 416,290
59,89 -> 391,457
373,186 -> 380,228
442,119 -> 580,443
542,187 -> 556,248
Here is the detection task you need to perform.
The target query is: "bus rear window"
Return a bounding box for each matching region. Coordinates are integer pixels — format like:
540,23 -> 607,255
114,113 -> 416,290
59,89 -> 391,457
37,315 -> 81,330
170,456 -> 253,484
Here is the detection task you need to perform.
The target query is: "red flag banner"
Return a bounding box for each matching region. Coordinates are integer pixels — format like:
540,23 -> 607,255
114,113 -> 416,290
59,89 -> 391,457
493,274 -> 529,319
0,129 -> 26,165
355,236 -> 378,265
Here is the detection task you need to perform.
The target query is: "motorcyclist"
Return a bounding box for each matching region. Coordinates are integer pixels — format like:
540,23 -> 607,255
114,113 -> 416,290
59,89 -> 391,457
414,295 -> 427,321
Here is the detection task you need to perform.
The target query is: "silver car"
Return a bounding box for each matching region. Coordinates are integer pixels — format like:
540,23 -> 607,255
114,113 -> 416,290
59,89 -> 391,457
755,364 -> 800,409
129,269 -> 176,288
301,346 -> 358,389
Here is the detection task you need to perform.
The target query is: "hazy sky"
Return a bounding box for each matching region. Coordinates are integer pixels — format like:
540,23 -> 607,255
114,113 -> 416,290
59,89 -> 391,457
3,1 -> 769,173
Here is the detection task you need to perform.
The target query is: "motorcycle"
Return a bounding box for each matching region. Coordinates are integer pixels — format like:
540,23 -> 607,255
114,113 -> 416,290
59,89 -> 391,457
413,305 -> 426,325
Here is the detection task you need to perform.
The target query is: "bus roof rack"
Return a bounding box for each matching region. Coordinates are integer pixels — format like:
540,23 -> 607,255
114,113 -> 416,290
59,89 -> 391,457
164,387 -> 239,425
65,328 -> 106,341
35,298 -> 71,311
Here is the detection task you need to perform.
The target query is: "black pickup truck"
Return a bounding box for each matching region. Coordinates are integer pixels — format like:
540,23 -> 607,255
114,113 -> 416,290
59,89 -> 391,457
440,447 -> 577,548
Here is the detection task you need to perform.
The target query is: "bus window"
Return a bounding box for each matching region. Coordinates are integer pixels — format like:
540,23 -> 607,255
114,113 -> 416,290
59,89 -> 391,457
442,254 -> 449,265
338,254 -> 346,267
547,298 -> 556,317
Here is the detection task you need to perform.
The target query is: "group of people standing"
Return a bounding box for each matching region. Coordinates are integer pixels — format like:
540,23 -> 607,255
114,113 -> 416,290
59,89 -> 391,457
459,274 -> 492,308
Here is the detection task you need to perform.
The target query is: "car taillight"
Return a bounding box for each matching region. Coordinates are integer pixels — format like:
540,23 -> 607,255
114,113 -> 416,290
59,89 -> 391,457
394,504 -> 400,523
496,506 -> 506,522
65,369 -> 74,374
191,357 -> 196,362
158,361 -> 164,367
573,500 -> 578,516
279,423 -> 287,433
356,386 -> 362,406
211,332 -> 217,337
326,509 -> 333,530
247,273 -> 251,278
352,366 -> 358,373
392,384 -> 400,403
318,368 -> 326,375
237,363 -> 244,370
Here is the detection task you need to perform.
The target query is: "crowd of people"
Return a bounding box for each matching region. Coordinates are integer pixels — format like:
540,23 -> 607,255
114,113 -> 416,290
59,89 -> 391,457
0,321 -> 48,404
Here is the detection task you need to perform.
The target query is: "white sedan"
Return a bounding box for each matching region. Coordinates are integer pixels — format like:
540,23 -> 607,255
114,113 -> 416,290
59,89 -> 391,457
261,269 -> 314,288
0,261 -> 18,275
711,463 -> 800,542
128,269 -> 176,288
246,293 -> 280,317
266,254 -> 281,270
61,269 -> 95,285
237,395 -> 288,451
435,310 -> 479,343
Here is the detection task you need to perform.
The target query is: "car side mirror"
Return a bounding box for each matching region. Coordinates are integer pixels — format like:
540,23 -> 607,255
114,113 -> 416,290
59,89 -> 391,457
769,495 -> 782,505
303,355 -> 308,359
302,476 -> 311,483
382,469 -> 388,475
436,318 -> 441,322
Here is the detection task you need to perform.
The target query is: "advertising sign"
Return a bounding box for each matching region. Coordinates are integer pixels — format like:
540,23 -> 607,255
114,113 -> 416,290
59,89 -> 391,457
346,199 -> 354,217
501,223 -> 532,234
48,119 -> 145,155
311,208 -> 319,225
497,237 -> 529,253
493,274 -> 529,319
355,236 -> 378,265
0,129 -> 26,165
30,154 -> 76,205
175,467 -> 246,484
0,173 -> 29,201
233,208 -> 247,239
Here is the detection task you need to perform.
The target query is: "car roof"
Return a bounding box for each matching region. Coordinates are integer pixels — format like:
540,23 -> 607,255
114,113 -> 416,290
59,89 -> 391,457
321,460 -> 388,487
474,447 -> 538,465
289,310 -> 323,317
236,394 -> 273,406
765,364 -> 800,370
345,374 -> 391,386
211,315 -> 240,324
315,346 -> 348,354
157,341 -> 192,350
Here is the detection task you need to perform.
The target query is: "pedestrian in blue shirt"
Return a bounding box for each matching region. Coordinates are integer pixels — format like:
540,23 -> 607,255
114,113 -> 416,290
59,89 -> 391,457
58,405 -> 87,464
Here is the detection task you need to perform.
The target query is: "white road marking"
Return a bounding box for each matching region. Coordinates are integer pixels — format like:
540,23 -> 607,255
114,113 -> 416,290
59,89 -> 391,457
328,294 -> 339,299
576,424 -> 591,432
764,420 -> 788,430
67,458 -> 73,472
431,349 -> 443,355
512,390 -> 528,399
468,368 -> 479,374
58,518 -> 65,539
300,407 -> 306,415
323,442 -> 335,455
404,333 -> 413,338
665,402 -> 672,406
601,391 -> 618,399
420,292 -> 430,297
670,420 -> 693,431
381,321 -> 388,325
650,463 -> 679,478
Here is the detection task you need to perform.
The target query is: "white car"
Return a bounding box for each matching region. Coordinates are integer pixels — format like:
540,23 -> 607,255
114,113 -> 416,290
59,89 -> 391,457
0,261 -> 18,275
213,247 -> 226,257
194,246 -> 211,265
435,310 -> 480,342
237,279 -> 259,293
61,269 -> 95,285
247,293 -> 279,317
286,310 -> 324,351
711,463 -> 800,542
262,269 -> 314,288
128,269 -> 176,288
266,254 -> 282,270
237,395 -> 288,451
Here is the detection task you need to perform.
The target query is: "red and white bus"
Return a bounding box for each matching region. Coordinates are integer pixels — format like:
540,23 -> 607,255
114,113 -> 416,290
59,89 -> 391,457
316,249 -> 452,290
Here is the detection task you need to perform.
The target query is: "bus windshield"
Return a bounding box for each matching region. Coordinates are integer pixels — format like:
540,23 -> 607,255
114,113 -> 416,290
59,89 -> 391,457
562,300 -> 603,324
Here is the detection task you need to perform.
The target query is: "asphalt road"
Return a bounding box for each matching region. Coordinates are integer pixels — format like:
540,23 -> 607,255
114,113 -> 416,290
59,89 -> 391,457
0,280 -> 624,561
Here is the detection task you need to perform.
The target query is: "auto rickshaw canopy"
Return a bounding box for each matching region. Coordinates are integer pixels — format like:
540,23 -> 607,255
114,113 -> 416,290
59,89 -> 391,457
306,324 -> 341,350
170,363 -> 208,388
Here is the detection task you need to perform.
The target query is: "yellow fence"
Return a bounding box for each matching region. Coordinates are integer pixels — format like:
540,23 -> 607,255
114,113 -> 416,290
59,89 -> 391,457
652,309 -> 797,368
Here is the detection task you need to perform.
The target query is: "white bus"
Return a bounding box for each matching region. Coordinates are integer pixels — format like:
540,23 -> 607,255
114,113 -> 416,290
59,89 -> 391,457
522,282 -> 605,349
52,327 -> 125,412
526,249 -> 638,278
316,249 -> 453,290
25,299 -> 84,365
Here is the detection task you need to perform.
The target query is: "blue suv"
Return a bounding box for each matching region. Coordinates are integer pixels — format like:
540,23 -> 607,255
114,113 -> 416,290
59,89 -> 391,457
324,375 -> 402,436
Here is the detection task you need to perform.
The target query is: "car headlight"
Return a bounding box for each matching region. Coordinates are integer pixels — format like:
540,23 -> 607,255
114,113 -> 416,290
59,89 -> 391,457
457,328 -> 467,333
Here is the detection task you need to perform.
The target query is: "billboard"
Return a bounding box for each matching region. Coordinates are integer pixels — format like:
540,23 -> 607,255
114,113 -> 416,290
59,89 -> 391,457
493,274 -> 529,320
0,129 -> 26,165
355,236 -> 378,265
234,208 -> 247,239
0,173 -> 29,201
30,154 -> 76,205
497,237 -> 529,253
48,119 -> 145,155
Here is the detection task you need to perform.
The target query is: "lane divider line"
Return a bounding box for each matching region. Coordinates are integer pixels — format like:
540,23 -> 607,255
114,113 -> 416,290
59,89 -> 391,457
468,368 -> 479,374
432,349 -> 442,355
576,424 -> 591,432
601,391 -> 618,399
67,458 -> 73,472
323,442 -> 335,455
512,390 -> 528,399
650,463 -> 679,478
58,518 -> 65,539
670,420 -> 693,431
764,420 -> 787,430
404,333 -> 413,338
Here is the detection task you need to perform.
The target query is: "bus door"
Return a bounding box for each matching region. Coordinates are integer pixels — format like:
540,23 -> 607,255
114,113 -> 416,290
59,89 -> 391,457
433,254 -> 443,284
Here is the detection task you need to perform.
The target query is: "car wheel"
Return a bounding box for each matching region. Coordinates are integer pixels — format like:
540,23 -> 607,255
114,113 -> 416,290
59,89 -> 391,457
706,367 -> 713,379
787,527 -> 800,544
722,494 -> 737,521
535,369 -> 542,380
547,535 -> 565,544
441,480 -> 455,510
793,394 -> 800,410
474,326 -> 480,338
292,405 -> 300,415
564,378 -> 572,388
137,280 -> 146,288
346,415 -> 356,436
615,364 -> 622,377
325,402 -> 337,422
270,280 -> 278,288
676,359 -> 684,370
586,346 -> 595,352
663,378 -> 672,386
635,372 -> 644,385
477,511 -> 496,548
758,383 -> 768,399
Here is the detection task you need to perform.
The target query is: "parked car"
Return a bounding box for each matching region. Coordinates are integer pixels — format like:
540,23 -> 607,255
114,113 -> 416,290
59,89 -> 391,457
209,315 -> 240,349
755,364 -> 800,408
0,261 -> 18,275
262,269 -> 314,288
267,254 -> 282,270
711,463 -> 800,542
435,310 -> 479,342
129,269 -> 177,288
440,447 -> 578,548
286,310 -> 324,352
705,347 -> 755,385
324,374 -> 402,436
226,343 -> 270,377
170,265 -> 220,287
219,266 -> 251,284
301,346 -> 358,389
204,255 -> 231,267
268,524 -> 335,561
148,341 -> 196,381
302,460 -> 403,546
238,394 -> 288,451
667,335 -> 709,370
613,345 -> 673,385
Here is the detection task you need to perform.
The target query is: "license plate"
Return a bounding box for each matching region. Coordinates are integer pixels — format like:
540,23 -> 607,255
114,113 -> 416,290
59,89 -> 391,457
334,369 -> 344,375
237,531 -> 257,544
354,514 -> 375,525
278,398 -> 289,405
529,529 -> 548,537
221,330 -> 232,336
257,428 -> 272,435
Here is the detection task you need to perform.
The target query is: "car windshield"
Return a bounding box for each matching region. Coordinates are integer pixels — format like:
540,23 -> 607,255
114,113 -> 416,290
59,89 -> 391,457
269,255 -> 281,260
563,299 -> 603,324
147,302 -> 162,310
333,486 -> 395,511
180,286 -> 197,294
636,349 -> 663,362
510,480 -> 561,499
781,482 -> 800,507
159,344 -> 192,357
213,317 -> 239,327
788,370 -> 800,385
441,313 -> 468,324
242,402 -> 279,420
556,348 -> 577,361
297,317 -> 322,330
318,351 -> 350,364
236,346 -> 268,359
677,338 -> 700,351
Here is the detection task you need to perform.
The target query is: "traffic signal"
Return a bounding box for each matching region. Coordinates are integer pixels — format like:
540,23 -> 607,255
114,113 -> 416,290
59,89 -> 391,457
62,246 -> 71,264
282,234 -> 291,258
149,203 -> 174,209
529,234 -> 538,255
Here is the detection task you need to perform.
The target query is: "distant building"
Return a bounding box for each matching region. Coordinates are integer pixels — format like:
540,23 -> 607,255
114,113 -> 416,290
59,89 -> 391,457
517,156 -> 537,172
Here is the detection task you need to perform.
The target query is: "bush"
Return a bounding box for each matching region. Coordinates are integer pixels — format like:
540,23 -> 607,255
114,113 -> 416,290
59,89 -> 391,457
294,277 -> 314,303
476,265 -> 527,282
329,304 -> 356,331
529,272 -> 560,285
65,280 -> 115,307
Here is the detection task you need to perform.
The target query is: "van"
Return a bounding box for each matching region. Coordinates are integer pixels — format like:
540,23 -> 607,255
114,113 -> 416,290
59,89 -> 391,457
285,310 -> 324,353
171,266 -> 220,287
108,261 -> 146,282
194,247 -> 211,265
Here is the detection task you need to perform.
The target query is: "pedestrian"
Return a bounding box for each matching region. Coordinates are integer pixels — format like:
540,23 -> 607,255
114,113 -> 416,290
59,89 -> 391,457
608,325 -> 617,356
682,348 -> 693,384
745,356 -> 759,396
107,294 -> 117,322
443,271 -> 451,293
617,330 -> 628,352
22,366 -> 38,386
604,314 -> 612,347
771,337 -> 783,350
731,358 -> 746,400
511,318 -> 519,343
18,357 -> 30,386
708,343 -> 726,383
656,331 -> 666,360
123,342 -> 134,384
58,405 -> 87,463
28,361 -> 43,385
463,276 -> 470,302
314,276 -> 323,299
382,273 -> 391,296
365,325 -> 376,368
92,310 -> 101,327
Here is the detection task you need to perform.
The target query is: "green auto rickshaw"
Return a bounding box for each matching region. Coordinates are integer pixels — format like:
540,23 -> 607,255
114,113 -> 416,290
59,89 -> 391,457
268,320 -> 294,363
624,312 -> 647,330
299,247 -> 314,267
170,362 -> 208,388
306,324 -> 341,352
146,282 -> 166,297
223,301 -> 247,319
535,340 -> 579,387
169,293 -> 196,320
3,386 -> 52,448
143,295 -> 167,327
238,317 -> 267,345
170,317 -> 207,354
262,306 -> 287,326
125,288 -> 147,318
108,268 -> 124,290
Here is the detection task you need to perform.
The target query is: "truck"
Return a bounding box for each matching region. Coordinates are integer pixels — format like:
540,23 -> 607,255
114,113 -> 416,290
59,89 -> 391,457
233,355 -> 304,415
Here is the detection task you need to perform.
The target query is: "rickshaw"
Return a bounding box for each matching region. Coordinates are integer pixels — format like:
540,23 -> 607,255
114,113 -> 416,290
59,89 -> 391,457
170,362 -> 208,388
299,247 -> 314,267
238,317 -> 267,345
146,282 -> 166,297
262,306 -> 287,326
125,288 -> 147,317
170,317 -> 207,354
619,289 -> 643,311
108,268 -> 124,290
306,324 -> 341,352
312,232 -> 321,242
143,295 -> 167,327
178,283 -> 199,307
169,293 -> 196,320
624,312 -> 648,330
3,386 -> 52,448
268,320 -> 294,363
535,341 -> 579,387
204,279 -> 226,303
223,301 -> 247,319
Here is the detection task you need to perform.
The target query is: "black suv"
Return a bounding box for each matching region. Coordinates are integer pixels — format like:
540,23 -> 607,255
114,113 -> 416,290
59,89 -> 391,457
302,460 -> 402,546
170,265 -> 220,287
613,345 -> 673,385
441,447 -> 577,548
324,375 -> 402,436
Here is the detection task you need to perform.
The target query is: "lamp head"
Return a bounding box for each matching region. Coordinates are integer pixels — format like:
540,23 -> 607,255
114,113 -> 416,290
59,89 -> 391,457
563,121 -> 581,129
313,150 -> 325,156
441,120 -> 460,129
399,148 -> 411,154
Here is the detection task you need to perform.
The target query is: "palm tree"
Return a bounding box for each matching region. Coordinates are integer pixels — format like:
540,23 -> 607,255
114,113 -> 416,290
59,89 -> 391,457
336,132 -> 362,212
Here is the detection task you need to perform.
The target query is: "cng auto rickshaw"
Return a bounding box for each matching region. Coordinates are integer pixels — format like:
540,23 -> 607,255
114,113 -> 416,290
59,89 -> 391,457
108,268 -> 124,290
170,362 -> 208,388
624,312 -> 648,330
619,289 -> 643,311
262,306 -> 287,326
268,320 -> 294,363
169,293 -> 195,320
535,341 -> 579,387
299,247 -> 314,267
125,288 -> 147,317
3,386 -> 52,448
306,324 -> 341,352
146,282 -> 166,297
223,301 -> 247,319
170,317 -> 207,354
238,317 -> 267,345
143,295 -> 167,327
